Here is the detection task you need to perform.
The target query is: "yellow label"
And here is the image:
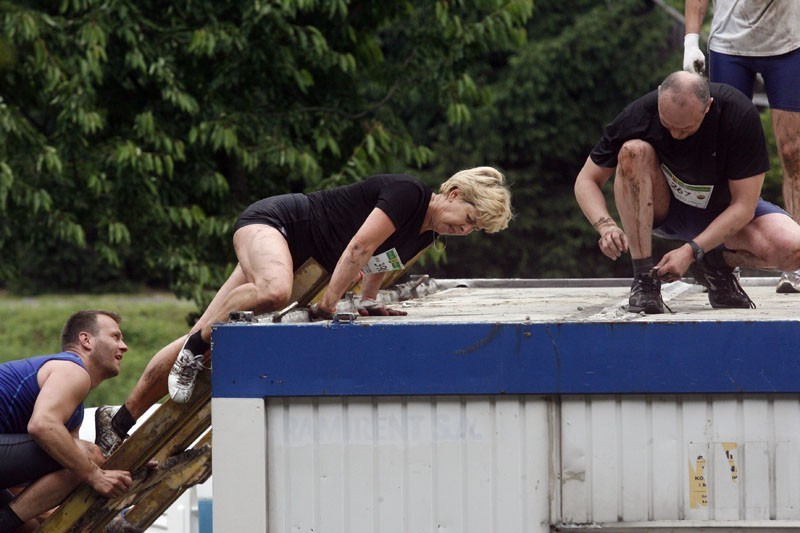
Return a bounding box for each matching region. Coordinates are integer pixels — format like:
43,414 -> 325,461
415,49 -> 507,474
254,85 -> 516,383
722,442 -> 738,481
688,455 -> 708,508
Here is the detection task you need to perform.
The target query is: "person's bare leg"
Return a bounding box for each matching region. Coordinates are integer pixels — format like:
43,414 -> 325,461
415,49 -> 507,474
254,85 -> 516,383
613,140 -> 673,313
196,225 -> 295,342
193,264 -> 251,335
774,109 -> 800,222
722,213 -> 800,270
613,140 -> 670,259
167,224 -> 296,404
769,108 -> 800,290
121,263 -> 253,417
122,336 -> 186,418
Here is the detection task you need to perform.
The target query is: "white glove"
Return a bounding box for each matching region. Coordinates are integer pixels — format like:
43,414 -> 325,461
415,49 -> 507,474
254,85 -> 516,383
683,33 -> 706,75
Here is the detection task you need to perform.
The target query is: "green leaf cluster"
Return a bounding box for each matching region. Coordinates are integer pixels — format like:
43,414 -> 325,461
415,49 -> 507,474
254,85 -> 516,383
413,0 -> 682,278
0,0 -> 531,306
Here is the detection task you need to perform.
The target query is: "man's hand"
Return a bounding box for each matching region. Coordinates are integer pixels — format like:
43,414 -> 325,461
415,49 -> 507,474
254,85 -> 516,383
87,467 -> 133,499
654,244 -> 695,282
683,33 -> 706,75
308,303 -> 335,321
597,225 -> 629,260
357,298 -> 408,317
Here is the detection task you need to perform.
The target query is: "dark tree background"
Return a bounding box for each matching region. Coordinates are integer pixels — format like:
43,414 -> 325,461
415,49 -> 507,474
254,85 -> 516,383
0,0 -> 783,310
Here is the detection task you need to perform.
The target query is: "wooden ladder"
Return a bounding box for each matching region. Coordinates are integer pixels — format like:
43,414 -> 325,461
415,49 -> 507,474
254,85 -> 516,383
41,252 -> 427,531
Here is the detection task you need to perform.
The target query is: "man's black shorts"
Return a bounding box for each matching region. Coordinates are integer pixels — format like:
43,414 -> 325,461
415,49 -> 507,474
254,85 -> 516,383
0,434 -> 63,489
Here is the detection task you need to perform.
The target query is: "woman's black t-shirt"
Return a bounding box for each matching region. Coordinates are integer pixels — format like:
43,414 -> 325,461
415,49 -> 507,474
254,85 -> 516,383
306,174 -> 433,272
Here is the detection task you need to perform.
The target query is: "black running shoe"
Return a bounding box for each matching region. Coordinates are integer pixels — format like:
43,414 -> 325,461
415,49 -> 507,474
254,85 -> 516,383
628,271 -> 665,314
95,406 -> 125,457
689,258 -> 755,309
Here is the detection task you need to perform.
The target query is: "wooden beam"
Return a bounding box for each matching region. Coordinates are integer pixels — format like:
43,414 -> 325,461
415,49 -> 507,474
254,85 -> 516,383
40,370 -> 212,532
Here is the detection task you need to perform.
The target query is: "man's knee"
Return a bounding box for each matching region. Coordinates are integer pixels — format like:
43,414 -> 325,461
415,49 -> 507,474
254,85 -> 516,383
617,140 -> 657,179
619,140 -> 655,159
765,232 -> 800,270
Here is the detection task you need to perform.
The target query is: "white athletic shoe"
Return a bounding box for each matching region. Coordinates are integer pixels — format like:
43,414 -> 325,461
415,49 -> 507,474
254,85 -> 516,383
776,271 -> 800,294
168,348 -> 205,404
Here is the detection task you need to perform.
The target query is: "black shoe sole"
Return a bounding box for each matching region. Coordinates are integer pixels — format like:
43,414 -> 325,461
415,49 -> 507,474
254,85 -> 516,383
708,301 -> 755,309
627,304 -> 665,314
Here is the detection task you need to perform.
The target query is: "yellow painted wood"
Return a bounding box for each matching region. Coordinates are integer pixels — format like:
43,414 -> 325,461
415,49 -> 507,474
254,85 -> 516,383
40,370 -> 212,532
117,434 -> 212,531
290,257 -> 330,306
381,245 -> 430,289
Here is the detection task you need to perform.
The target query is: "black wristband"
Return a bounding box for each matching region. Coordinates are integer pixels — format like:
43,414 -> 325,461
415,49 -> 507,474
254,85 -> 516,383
689,240 -> 704,262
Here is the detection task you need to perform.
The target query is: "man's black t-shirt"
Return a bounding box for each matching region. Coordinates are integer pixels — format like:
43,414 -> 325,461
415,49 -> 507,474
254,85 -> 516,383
590,82 -> 769,214
307,174 -> 434,272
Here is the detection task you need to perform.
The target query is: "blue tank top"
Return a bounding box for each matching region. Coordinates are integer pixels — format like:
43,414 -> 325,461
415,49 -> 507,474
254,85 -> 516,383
0,352 -> 87,434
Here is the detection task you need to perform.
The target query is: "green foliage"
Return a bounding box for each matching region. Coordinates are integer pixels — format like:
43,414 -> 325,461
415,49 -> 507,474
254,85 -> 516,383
0,291 -> 195,406
410,0 -> 682,278
0,0 -> 531,302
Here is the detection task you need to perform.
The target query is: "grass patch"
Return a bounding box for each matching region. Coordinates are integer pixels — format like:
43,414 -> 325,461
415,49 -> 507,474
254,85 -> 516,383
0,291 -> 197,407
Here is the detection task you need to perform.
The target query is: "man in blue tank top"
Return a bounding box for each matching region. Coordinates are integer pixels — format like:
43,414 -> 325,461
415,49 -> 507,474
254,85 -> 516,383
0,310 -> 133,531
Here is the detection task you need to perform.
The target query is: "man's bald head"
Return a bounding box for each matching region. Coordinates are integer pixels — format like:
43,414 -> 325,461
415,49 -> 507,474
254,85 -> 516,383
657,71 -> 712,140
658,70 -> 711,108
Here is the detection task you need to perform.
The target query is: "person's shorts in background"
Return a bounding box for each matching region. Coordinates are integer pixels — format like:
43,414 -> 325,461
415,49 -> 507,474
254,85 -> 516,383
710,47 -> 800,111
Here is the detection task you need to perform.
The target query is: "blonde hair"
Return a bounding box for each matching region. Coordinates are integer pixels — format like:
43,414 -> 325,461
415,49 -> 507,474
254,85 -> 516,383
439,166 -> 513,233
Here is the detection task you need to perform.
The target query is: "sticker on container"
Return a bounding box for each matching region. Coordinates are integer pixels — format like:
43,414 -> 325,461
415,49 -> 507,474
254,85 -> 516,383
688,455 -> 708,509
362,248 -> 404,274
722,442 -> 738,481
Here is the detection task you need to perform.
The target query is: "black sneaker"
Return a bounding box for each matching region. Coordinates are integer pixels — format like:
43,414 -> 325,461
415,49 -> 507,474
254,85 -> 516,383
689,258 -> 755,309
628,271 -> 665,314
95,406 -> 126,457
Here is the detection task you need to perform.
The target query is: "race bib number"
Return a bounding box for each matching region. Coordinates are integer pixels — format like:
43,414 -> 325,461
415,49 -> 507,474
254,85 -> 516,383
362,248 -> 404,274
662,164 -> 713,209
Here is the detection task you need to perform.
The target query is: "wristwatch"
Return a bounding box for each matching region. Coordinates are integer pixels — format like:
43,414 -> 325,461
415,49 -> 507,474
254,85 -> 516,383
689,240 -> 704,262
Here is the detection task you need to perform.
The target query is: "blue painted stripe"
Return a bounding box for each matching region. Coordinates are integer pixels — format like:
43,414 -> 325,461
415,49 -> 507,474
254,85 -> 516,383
211,320 -> 800,398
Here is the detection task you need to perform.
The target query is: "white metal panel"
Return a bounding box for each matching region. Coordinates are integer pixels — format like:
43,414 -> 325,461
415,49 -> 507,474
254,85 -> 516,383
317,398 -> 346,532
743,400 -> 770,520
561,395 -> 589,523
558,395 -> 800,529
265,397 -> 288,533
774,398 -> 800,519
526,397 -> 555,531
650,396 -> 681,521
406,398 -> 434,532
620,399 -> 649,522
590,397 -> 619,522
265,395 -> 553,533
464,400 -> 493,532
212,397 -> 269,532
376,401 -> 404,531
495,399 -> 524,531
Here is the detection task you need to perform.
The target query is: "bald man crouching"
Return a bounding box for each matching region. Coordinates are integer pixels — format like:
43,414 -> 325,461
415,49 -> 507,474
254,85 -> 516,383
574,71 -> 800,313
